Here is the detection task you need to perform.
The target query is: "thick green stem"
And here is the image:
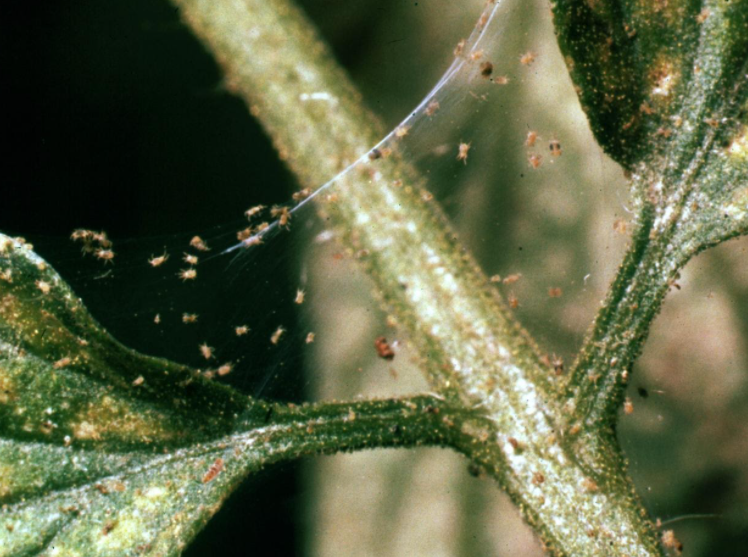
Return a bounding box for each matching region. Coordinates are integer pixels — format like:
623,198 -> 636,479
170,1 -> 666,555
238,395 -> 464,463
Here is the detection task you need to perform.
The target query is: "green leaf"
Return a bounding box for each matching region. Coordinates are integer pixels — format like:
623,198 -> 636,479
552,0 -> 747,247
553,1 -> 748,432
0,233 -> 455,556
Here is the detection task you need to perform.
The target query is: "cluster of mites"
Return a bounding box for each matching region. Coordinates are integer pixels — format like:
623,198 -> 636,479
71,218 -> 314,379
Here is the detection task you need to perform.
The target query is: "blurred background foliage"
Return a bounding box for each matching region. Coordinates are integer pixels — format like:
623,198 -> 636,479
1,1 -> 746,556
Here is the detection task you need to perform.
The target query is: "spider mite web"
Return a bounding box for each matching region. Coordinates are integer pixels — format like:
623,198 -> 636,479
224,0 -> 523,256
11,0 -> 572,401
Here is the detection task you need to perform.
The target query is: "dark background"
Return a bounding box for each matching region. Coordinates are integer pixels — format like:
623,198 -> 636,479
1,1 -> 309,554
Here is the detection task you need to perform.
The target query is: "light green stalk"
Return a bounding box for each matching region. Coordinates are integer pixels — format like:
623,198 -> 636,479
170,0 -> 667,555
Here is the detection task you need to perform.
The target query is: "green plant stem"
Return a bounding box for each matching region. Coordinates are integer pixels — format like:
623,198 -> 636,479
563,211 -> 668,425
170,0 -> 666,554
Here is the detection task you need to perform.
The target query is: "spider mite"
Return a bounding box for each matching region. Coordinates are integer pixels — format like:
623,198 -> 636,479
70,229 -> 94,242
528,154 -> 543,168
394,125 -> 410,139
270,326 -> 285,345
613,218 -> 628,235
294,289 -> 305,304
457,142 -> 471,164
148,252 -> 169,267
235,325 -> 249,336
292,188 -> 312,201
183,253 -> 198,266
36,280 -> 51,295
549,138 -> 562,157
53,356 -> 72,369
199,342 -> 214,360
202,457 -> 224,483
469,49 -> 484,62
305,332 -> 316,344
548,287 -> 563,298
270,206 -> 291,228
189,236 -> 210,252
94,248 -> 115,264
217,363 -> 233,376
520,51 -> 537,66
623,398 -> 634,415
661,530 -> 684,554
182,313 -> 198,324
179,268 -> 197,281
526,130 -> 538,147
244,205 -> 266,219
425,100 -> 440,117
236,227 -> 254,242
503,273 -> 521,285
454,38 -> 466,58
374,336 -> 395,361
92,231 -> 111,247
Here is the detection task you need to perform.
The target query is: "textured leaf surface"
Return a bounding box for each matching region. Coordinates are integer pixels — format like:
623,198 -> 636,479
554,0 -> 748,429
0,234 -> 453,556
553,0 -> 747,249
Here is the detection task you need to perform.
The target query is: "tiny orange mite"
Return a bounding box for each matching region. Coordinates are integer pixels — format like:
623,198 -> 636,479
36,280 -> 51,294
189,236 -> 210,252
270,326 -> 285,345
271,206 -> 291,228
202,458 -> 224,483
148,253 -> 169,267
244,205 -> 265,219
182,313 -> 198,324
199,343 -> 214,360
94,248 -> 115,263
503,273 -> 521,285
520,51 -> 536,66
454,39 -> 466,57
374,336 -> 396,361
457,142 -> 471,164
179,268 -> 197,281
528,154 -> 543,168
183,253 -> 198,265
394,125 -> 410,139
292,188 -> 312,201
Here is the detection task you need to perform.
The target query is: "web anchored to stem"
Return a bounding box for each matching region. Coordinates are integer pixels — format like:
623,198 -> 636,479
1,0 -> 745,555
169,0 -> 736,555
